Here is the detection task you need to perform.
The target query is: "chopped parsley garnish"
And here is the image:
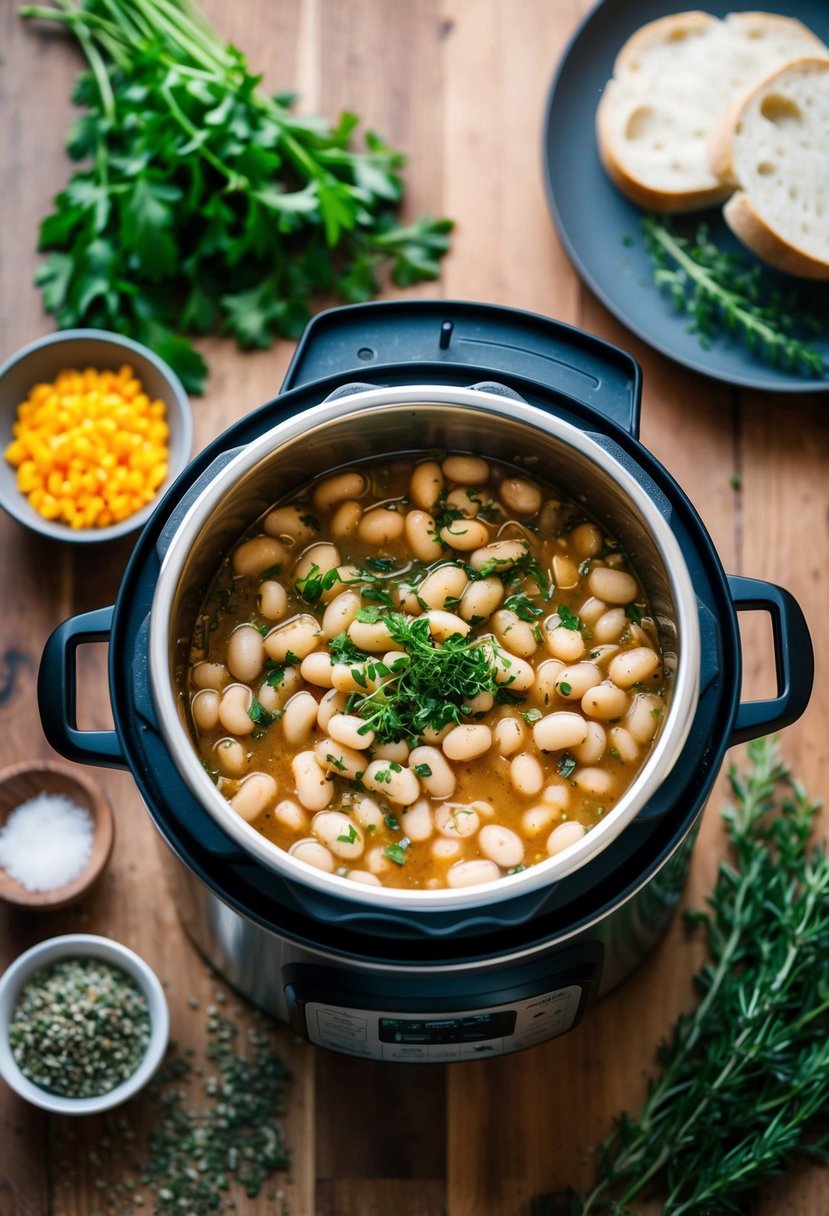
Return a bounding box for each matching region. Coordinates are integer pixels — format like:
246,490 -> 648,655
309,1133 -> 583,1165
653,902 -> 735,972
343,612 -> 504,743
413,763 -> 432,778
265,651 -> 301,686
258,563 -> 283,581
247,698 -> 274,728
557,753 -> 577,779
556,604 -> 582,632
559,681 -> 573,696
336,824 -> 358,844
384,814 -> 400,831
363,556 -> 398,573
626,602 -> 644,624
522,708 -> 543,724
295,563 -> 341,604
299,513 -> 321,531
328,633 -> 366,665
503,592 -> 544,622
384,839 -> 411,866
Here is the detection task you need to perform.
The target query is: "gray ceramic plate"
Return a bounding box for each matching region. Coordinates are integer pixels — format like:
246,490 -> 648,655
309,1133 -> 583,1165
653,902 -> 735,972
543,0 -> 829,393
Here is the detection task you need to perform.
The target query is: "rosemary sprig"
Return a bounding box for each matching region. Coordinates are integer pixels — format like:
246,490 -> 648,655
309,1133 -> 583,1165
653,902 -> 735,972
642,215 -> 827,377
533,736 -> 829,1216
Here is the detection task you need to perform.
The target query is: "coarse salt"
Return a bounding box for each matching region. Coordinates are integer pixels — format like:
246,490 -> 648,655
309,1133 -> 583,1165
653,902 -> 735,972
0,792 -> 94,891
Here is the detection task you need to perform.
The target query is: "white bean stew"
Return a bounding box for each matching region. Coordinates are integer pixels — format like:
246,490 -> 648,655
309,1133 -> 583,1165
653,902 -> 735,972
186,453 -> 668,890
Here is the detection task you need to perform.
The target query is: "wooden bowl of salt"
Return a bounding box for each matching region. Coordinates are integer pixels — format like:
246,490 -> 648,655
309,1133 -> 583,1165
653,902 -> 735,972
0,760 -> 113,910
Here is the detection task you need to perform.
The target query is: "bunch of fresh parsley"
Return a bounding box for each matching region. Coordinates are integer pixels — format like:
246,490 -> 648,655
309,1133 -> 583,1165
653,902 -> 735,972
22,0 -> 453,391
534,736 -> 829,1215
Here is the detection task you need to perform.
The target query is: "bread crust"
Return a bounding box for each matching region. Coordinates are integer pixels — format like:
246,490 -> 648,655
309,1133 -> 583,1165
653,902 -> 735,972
724,192 -> 829,281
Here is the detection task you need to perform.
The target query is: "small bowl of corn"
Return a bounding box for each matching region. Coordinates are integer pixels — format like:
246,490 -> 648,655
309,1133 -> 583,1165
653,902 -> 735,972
0,329 -> 193,543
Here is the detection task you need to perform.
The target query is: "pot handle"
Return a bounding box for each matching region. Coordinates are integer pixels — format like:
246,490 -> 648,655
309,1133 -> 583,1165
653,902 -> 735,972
728,576 -> 813,747
38,606 -> 127,770
282,300 -> 643,437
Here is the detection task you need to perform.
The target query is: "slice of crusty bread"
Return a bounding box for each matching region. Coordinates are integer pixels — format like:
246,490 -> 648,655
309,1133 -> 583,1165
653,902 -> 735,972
596,11 -> 827,213
709,56 -> 829,279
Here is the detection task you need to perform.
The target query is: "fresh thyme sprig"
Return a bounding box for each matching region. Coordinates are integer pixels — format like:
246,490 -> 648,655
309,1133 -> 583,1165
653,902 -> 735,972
642,215 -> 827,377
533,736 -> 829,1216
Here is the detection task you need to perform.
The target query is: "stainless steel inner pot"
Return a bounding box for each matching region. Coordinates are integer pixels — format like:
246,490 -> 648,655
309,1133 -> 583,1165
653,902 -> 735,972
149,385 -> 700,911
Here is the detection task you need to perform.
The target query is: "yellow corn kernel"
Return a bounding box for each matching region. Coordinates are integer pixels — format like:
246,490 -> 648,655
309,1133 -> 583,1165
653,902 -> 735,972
4,363 -> 170,530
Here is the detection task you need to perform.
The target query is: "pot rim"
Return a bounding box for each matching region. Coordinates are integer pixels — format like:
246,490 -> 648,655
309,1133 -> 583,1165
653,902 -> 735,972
149,384 -> 701,911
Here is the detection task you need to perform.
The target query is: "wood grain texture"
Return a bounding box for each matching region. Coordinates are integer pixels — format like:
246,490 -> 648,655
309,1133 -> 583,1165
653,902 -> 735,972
0,1 -> 826,1214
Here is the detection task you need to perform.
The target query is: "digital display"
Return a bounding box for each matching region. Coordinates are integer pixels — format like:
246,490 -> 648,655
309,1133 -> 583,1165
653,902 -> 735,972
378,1010 -> 517,1045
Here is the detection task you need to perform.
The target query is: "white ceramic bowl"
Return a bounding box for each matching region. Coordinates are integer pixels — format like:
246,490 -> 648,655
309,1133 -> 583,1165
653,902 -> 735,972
0,933 -> 169,1114
0,329 -> 193,543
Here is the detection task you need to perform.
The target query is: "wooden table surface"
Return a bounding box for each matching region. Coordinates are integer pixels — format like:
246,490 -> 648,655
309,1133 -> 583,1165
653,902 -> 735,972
1,2 -> 827,1213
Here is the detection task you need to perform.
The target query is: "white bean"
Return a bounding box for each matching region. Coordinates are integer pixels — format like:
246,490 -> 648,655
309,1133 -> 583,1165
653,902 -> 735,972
264,614 -> 322,662
371,740 -> 410,763
312,810 -> 364,859
546,820 -> 586,856
556,661 -> 601,700
588,566 -> 638,605
351,795 -> 385,832
328,713 -> 375,750
292,751 -> 334,811
479,824 -> 524,869
442,723 -> 492,761
578,596 -> 608,626
192,688 -> 220,732
258,580 -> 289,621
417,564 -> 468,610
464,690 -> 494,715
435,803 -> 480,838
347,617 -> 396,651
536,658 -> 565,706
289,838 -> 336,872
322,590 -> 362,638
263,505 -> 319,546
366,845 -> 393,876
509,752 -> 544,797
541,782 -> 571,812
408,746 -> 456,798
445,486 -> 480,516
522,804 -> 558,836
587,643 -> 620,667
424,609 -> 471,641
492,609 -> 538,658
593,608 -> 627,644
468,539 -> 528,572
581,682 -> 629,721
543,622 -> 586,662
293,542 -> 341,585
282,691 -> 320,746
625,693 -> 663,744
259,666 -> 301,707
404,510 -> 443,562
300,650 -> 334,688
363,760 -> 421,806
571,523 -> 603,558
409,460 -> 444,510
401,799 -> 434,842
232,535 -> 289,577
346,870 -> 382,886
317,688 -> 348,731
533,711 -> 588,752
214,737 -> 247,777
230,772 -> 276,823
442,454 -> 489,484
432,837 -> 462,863
274,799 -> 309,833
314,739 -> 368,780
574,767 -> 614,798
312,470 -> 368,511
459,576 -> 504,623
552,554 -> 579,589
573,720 -> 607,765
330,500 -> 363,538
226,624 -> 265,683
439,517 -> 490,551
192,661 -> 228,691
499,477 -> 541,515
493,716 -> 526,756
446,859 -> 500,888
358,507 -> 405,545
609,725 -> 639,763
608,647 -> 660,689
218,683 -> 255,735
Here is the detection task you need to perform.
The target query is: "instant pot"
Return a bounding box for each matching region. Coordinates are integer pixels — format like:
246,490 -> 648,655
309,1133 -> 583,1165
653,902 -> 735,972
39,301 -> 813,1062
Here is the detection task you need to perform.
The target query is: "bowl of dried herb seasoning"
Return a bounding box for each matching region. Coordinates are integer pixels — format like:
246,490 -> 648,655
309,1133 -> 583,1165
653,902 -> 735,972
0,933 -> 168,1114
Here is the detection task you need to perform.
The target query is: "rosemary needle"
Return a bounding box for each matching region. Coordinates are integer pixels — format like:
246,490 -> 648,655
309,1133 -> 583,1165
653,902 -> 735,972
642,215 -> 827,378
533,736 -> 829,1216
